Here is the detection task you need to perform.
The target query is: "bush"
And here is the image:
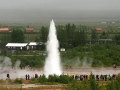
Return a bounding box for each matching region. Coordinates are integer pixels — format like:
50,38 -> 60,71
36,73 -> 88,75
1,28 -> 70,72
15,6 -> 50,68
14,78 -> 22,84
1,49 -> 7,56
0,79 -> 3,83
65,80 -> 90,90
59,75 -> 74,84
37,74 -> 75,84
38,74 -> 47,83
29,77 -> 38,84
8,79 -> 13,84
48,74 -> 60,82
106,75 -> 120,90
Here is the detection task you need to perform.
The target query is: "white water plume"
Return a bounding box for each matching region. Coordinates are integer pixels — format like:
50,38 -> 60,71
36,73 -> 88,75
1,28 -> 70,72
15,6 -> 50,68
44,20 -> 62,77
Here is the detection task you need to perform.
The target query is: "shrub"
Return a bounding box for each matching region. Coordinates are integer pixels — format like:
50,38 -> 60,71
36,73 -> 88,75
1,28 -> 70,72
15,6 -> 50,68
106,75 -> 120,90
0,79 -> 3,83
8,79 -> 13,84
59,75 -> 74,84
65,80 -> 89,90
14,78 -> 22,84
48,74 -> 60,82
29,77 -> 38,84
38,74 -> 47,83
37,74 -> 75,84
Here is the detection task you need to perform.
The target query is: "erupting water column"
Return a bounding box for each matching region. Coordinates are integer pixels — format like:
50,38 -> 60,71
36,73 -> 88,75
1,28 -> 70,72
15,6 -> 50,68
44,20 -> 62,77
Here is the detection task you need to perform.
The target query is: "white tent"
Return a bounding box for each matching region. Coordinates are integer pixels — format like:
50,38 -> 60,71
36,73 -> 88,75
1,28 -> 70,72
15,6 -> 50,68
6,43 -> 28,47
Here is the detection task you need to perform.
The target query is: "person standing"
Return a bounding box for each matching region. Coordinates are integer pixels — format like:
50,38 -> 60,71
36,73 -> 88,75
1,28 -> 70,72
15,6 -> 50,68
28,74 -> 30,80
113,64 -> 116,69
25,74 -> 28,80
7,74 -> 10,79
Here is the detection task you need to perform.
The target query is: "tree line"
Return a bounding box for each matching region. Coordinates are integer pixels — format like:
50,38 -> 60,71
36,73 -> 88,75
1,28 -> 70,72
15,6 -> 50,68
1,23 -> 120,50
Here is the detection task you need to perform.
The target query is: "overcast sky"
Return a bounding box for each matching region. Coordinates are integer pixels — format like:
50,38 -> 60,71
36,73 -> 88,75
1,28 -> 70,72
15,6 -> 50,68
0,0 -> 120,23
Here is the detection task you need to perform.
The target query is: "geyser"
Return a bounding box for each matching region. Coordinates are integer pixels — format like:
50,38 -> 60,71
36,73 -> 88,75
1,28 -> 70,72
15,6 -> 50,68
44,20 -> 62,77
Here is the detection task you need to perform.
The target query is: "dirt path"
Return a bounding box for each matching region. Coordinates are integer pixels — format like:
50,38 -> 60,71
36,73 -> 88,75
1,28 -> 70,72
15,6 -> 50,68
0,84 -> 63,90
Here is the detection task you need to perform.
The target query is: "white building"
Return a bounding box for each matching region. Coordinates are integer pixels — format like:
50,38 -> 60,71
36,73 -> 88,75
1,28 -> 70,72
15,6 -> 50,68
6,43 -> 28,50
28,42 -> 37,50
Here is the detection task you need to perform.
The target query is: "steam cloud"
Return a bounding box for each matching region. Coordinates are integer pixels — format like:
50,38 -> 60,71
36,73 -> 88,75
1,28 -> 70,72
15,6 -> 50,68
0,56 -> 43,79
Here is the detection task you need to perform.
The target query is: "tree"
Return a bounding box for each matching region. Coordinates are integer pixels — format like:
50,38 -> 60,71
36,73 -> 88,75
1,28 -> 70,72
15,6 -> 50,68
74,25 -> 87,46
100,32 -> 109,39
91,30 -> 98,43
1,34 -> 11,45
57,25 -> 68,48
79,30 -> 87,45
65,24 -> 76,48
11,29 -> 25,43
39,26 -> 49,50
40,26 -> 48,43
114,34 -> 120,44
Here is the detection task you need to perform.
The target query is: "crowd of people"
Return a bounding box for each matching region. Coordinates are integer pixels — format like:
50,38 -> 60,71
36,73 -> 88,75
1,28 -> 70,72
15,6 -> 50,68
24,73 -> 119,81
5,73 -> 119,81
71,73 -> 119,81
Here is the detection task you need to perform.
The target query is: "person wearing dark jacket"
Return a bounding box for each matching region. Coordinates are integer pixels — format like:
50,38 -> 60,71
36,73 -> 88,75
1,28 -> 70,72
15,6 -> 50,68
25,74 -> 28,80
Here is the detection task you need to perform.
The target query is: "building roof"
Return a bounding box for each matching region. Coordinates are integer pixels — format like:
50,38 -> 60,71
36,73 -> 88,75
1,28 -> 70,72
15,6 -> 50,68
25,28 -> 34,31
6,43 -> 28,47
95,28 -> 102,31
0,28 -> 9,31
29,42 -> 37,45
